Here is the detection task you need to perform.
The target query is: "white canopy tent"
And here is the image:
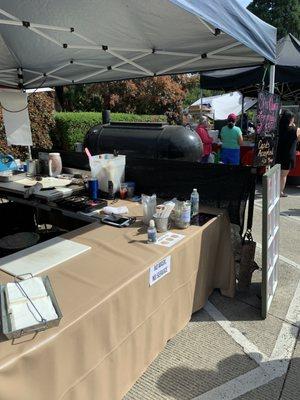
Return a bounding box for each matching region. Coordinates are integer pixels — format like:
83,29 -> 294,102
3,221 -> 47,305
191,91 -> 257,120
0,0 -> 277,89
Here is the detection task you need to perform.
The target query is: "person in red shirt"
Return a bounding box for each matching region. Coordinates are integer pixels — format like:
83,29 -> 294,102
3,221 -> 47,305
196,115 -> 213,163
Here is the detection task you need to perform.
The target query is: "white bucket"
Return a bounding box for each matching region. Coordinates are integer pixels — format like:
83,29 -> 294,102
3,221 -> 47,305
89,154 -> 126,193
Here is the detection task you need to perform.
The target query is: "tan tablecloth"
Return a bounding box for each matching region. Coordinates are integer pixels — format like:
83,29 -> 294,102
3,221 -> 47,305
0,203 -> 234,400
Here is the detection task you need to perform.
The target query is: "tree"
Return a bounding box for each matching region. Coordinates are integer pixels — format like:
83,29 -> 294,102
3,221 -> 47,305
180,75 -> 201,108
180,74 -> 223,108
57,76 -> 187,115
56,74 -> 221,116
248,0 -> 300,39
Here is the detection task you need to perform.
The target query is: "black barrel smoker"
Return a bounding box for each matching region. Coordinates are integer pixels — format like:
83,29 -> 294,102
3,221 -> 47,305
84,122 -> 203,162
67,120 -> 254,230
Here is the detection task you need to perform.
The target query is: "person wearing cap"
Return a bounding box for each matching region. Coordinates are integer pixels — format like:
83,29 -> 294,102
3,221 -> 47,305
220,113 -> 243,165
182,110 -> 192,128
196,115 -> 213,163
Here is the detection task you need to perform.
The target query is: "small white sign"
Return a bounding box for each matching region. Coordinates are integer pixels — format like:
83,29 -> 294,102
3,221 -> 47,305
149,256 -> 171,286
155,232 -> 185,248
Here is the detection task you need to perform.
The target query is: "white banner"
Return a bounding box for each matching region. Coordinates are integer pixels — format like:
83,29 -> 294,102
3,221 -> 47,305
0,90 -> 32,146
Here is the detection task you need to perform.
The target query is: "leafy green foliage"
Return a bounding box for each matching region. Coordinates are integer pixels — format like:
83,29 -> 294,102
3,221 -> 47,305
183,85 -> 201,108
110,113 -> 166,123
52,112 -> 167,150
248,0 -> 300,39
51,112 -> 101,150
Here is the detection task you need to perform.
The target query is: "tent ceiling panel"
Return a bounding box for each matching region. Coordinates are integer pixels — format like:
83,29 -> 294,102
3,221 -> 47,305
276,34 -> 300,66
200,34 -> 300,98
0,0 -> 276,88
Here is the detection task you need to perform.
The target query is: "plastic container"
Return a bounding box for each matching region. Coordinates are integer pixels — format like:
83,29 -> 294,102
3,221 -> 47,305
119,183 -> 128,199
173,200 -> 191,229
153,214 -> 170,233
125,182 -> 135,198
89,154 -> 126,194
142,194 -> 157,225
49,153 -> 62,177
26,159 -> 40,177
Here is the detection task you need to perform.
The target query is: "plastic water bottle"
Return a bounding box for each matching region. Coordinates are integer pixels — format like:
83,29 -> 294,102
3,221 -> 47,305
190,188 -> 199,217
147,220 -> 157,243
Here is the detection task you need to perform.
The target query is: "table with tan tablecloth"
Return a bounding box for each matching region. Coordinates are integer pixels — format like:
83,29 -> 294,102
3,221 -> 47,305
0,203 -> 234,400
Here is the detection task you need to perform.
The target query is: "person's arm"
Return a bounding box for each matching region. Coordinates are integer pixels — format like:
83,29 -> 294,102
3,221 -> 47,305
238,134 -> 244,146
297,128 -> 300,140
220,127 -> 224,142
237,128 -> 243,146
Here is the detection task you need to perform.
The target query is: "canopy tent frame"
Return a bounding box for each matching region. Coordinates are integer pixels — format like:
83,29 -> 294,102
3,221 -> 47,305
0,1 -> 276,89
0,6 -> 263,88
200,34 -> 299,101
269,65 -> 276,94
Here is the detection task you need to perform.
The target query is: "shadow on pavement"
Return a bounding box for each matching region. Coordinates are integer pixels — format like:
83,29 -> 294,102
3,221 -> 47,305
282,208 -> 300,217
157,353 -> 255,399
205,288 -> 263,323
157,353 -> 299,400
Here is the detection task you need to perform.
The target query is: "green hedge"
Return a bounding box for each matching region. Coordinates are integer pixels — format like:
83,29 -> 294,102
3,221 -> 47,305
52,112 -> 166,150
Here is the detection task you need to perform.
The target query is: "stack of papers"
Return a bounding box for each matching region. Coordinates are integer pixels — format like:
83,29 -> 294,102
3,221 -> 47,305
10,296 -> 58,331
5,277 -> 58,331
6,277 -> 47,307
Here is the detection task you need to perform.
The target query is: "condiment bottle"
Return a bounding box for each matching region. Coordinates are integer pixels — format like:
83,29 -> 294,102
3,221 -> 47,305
147,219 -> 157,243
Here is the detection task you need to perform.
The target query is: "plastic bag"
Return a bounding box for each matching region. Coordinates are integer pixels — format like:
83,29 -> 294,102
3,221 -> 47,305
142,194 -> 157,225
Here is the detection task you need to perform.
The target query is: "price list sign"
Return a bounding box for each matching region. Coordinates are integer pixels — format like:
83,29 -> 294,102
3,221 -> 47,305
253,91 -> 281,167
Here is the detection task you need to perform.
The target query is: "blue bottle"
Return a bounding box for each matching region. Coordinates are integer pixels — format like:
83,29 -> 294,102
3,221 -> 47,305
147,220 -> 157,243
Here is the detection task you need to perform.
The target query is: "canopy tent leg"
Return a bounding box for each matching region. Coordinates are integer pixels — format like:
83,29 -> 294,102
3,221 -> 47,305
241,94 -> 245,132
200,88 -> 203,112
269,65 -> 275,94
27,146 -> 32,160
